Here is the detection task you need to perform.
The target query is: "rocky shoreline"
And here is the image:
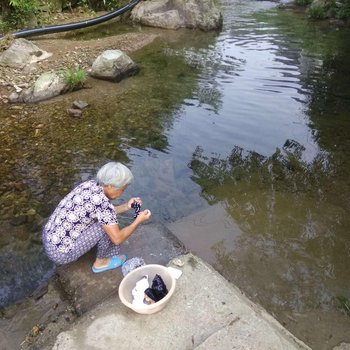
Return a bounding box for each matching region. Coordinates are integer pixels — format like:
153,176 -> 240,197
0,31 -> 159,105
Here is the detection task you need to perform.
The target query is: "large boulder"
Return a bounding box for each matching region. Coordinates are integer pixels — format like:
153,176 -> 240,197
130,0 -> 223,31
0,38 -> 52,68
9,71 -> 69,103
90,49 -> 139,82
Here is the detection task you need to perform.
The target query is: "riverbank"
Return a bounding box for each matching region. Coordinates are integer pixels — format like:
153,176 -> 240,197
49,254 -> 311,350
0,28 -> 159,104
1,223 -> 311,350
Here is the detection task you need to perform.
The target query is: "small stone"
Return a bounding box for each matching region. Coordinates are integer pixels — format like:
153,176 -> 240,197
9,105 -> 23,110
31,325 -> 40,337
72,100 -> 89,110
13,84 -> 22,93
172,258 -> 185,267
31,283 -> 48,300
9,93 -> 20,103
27,208 -> 36,216
10,215 -> 27,226
67,108 -> 82,118
13,181 -> 26,191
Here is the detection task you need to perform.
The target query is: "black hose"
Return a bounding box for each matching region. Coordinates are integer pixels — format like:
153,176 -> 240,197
1,0 -> 141,39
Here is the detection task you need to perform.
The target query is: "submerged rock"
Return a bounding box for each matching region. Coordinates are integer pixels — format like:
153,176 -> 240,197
9,71 -> 69,103
72,100 -> 89,109
0,38 -> 52,68
67,108 -> 82,118
130,0 -> 223,31
90,49 -> 139,82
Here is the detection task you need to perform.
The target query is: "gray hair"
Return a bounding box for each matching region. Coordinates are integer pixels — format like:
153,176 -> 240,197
96,162 -> 134,188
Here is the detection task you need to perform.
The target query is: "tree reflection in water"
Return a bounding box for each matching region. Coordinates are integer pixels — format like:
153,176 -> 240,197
189,139 -> 350,333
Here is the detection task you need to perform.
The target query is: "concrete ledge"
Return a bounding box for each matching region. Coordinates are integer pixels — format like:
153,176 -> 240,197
55,222 -> 186,315
51,254 -> 310,350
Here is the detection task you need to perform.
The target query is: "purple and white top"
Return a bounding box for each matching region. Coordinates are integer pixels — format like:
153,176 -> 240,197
44,180 -> 118,253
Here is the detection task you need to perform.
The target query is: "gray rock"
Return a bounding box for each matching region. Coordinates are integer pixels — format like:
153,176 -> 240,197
9,71 -> 69,103
67,108 -> 82,118
72,100 -> 89,109
130,0 -> 223,31
0,38 -> 52,68
10,215 -> 28,227
90,49 -> 139,82
8,92 -> 20,103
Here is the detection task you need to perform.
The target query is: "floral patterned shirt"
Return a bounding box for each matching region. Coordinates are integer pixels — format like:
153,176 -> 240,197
44,180 -> 118,253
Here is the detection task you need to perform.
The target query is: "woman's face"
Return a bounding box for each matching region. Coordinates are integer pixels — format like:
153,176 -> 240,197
104,184 -> 128,200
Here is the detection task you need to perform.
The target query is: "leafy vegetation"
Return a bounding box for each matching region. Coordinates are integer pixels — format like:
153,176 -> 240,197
335,0 -> 350,18
307,4 -> 329,19
295,0 -> 350,20
336,296 -> 350,316
63,67 -> 86,91
77,0 -> 126,11
0,0 -> 41,29
0,0 -> 129,33
295,0 -> 313,6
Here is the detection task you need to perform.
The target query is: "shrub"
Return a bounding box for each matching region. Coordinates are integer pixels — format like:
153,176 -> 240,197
0,0 -> 41,30
295,0 -> 313,6
8,0 -> 40,27
63,67 -> 86,91
77,0 -> 126,11
307,4 -> 328,18
335,0 -> 350,18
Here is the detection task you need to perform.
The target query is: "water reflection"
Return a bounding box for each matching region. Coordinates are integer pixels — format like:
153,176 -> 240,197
189,140 -> 350,347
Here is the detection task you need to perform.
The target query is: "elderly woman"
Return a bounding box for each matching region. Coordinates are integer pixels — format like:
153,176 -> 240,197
42,162 -> 151,273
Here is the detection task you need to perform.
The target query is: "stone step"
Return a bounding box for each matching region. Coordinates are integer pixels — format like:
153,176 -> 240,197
55,222 -> 186,315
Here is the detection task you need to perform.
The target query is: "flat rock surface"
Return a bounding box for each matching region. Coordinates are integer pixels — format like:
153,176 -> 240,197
51,254 -> 311,350
56,222 -> 186,315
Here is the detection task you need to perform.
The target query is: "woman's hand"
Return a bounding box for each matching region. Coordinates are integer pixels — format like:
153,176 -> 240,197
135,209 -> 151,223
127,197 -> 142,209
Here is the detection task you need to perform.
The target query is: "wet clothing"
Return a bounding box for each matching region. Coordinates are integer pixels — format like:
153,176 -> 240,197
42,180 -> 120,265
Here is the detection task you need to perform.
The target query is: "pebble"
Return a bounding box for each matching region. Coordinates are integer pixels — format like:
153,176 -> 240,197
67,108 -> 82,117
172,258 -> 185,267
72,100 -> 88,109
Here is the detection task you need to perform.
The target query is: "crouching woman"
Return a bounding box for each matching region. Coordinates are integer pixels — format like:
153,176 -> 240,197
42,162 -> 151,273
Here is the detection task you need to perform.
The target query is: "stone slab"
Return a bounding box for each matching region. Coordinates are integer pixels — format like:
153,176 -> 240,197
55,222 -> 186,315
167,202 -> 241,265
51,254 -> 310,350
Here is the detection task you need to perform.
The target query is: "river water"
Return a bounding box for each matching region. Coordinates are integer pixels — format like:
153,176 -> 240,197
1,1 -> 350,348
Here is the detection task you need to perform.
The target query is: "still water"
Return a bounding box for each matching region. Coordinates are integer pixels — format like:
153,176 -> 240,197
1,0 -> 350,348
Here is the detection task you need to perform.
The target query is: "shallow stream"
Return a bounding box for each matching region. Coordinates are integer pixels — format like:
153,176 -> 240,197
1,1 -> 350,348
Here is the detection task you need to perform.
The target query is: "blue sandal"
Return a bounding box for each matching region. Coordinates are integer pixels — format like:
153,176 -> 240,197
92,255 -> 127,273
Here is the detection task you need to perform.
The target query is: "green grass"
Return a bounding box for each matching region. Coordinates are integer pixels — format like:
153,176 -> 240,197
63,67 -> 86,91
336,296 -> 350,316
